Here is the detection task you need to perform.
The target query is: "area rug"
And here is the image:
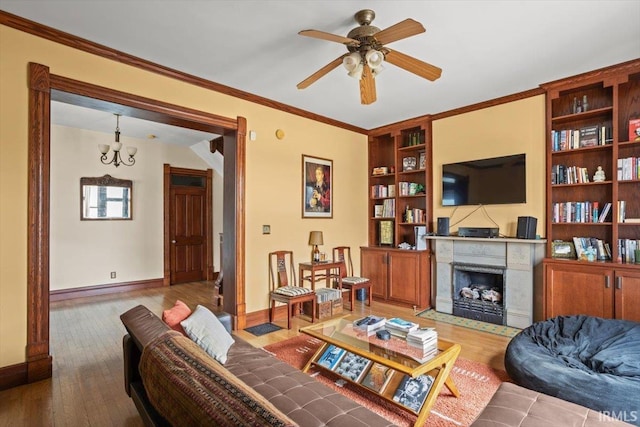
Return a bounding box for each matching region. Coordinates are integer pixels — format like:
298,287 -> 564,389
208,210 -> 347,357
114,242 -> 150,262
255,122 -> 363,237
263,335 -> 510,427
244,323 -> 282,336
417,309 -> 521,338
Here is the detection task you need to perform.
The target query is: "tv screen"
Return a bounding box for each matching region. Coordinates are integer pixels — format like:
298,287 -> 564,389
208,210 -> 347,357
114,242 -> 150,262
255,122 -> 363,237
442,154 -> 526,206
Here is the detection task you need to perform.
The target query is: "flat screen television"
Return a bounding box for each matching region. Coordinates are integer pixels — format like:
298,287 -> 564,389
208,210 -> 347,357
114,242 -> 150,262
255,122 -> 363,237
442,154 -> 526,206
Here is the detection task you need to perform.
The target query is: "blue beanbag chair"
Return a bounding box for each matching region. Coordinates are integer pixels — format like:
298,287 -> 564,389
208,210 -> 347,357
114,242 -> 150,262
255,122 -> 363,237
505,315 -> 640,426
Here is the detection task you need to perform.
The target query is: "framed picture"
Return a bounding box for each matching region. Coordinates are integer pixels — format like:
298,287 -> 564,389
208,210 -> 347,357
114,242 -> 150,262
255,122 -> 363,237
551,241 -> 576,259
303,155 -> 332,218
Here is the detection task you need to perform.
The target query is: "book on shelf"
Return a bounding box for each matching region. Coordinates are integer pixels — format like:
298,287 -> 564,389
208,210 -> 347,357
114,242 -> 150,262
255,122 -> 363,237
333,351 -> 372,383
392,374 -> 434,413
579,125 -> 599,148
317,345 -> 346,371
572,236 -> 610,261
629,118 -> 640,142
618,200 -> 626,222
388,184 -> 396,197
618,157 -> 639,181
360,362 -> 394,393
624,218 -> 640,224
374,205 -> 383,218
598,202 -> 612,222
418,151 -> 426,170
353,315 -> 386,333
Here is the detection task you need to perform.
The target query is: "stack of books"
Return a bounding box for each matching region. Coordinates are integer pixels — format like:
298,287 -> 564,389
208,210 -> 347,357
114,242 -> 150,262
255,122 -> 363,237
385,317 -> 419,339
406,328 -> 438,360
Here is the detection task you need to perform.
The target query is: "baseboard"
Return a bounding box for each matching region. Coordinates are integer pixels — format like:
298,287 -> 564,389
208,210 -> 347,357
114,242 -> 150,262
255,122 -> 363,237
50,278 -> 164,302
245,306 -> 287,328
0,362 -> 27,391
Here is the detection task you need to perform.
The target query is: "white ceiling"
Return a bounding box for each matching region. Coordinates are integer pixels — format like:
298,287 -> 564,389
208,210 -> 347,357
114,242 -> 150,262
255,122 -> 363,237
2,1 -> 640,130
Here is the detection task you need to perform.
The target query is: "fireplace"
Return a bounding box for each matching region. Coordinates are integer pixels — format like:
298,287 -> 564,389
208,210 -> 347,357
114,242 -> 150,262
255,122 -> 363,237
452,263 -> 505,325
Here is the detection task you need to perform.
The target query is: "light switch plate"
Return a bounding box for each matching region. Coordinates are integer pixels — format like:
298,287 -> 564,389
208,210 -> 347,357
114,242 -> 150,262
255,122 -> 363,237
262,225 -> 271,234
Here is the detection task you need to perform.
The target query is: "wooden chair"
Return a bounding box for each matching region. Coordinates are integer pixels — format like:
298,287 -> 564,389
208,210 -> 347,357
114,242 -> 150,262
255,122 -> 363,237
269,250 -> 315,329
332,246 -> 372,310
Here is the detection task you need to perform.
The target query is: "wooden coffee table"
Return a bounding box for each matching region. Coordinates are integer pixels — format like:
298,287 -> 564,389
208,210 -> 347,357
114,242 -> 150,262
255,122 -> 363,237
300,315 -> 461,427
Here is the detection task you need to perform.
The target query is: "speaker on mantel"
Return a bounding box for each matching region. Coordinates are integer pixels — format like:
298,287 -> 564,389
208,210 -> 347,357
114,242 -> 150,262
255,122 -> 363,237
516,216 -> 537,239
437,217 -> 450,236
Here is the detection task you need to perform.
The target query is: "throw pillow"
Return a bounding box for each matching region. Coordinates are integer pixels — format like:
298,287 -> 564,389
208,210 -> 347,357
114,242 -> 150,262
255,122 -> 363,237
162,300 -> 192,335
181,305 -> 235,364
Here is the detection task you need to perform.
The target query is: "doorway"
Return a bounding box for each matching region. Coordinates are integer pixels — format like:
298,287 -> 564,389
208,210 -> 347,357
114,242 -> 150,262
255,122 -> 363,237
165,166 -> 213,284
26,63 -> 246,383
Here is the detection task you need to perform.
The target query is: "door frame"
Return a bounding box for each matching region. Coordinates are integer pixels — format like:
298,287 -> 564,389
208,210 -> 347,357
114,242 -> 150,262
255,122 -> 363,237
164,165 -> 214,284
26,62 -> 247,383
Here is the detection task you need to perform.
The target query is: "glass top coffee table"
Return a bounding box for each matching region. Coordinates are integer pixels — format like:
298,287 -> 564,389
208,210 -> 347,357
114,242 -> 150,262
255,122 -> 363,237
300,315 -> 461,427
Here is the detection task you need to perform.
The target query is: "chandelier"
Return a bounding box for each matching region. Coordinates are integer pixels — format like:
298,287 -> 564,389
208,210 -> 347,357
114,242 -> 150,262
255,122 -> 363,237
98,114 -> 137,167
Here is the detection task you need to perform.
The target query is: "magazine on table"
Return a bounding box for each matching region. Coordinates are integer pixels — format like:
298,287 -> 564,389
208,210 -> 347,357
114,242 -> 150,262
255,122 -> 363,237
353,315 -> 386,333
333,351 -> 372,382
360,362 -> 394,393
386,317 -> 419,332
392,374 -> 434,412
316,345 -> 346,371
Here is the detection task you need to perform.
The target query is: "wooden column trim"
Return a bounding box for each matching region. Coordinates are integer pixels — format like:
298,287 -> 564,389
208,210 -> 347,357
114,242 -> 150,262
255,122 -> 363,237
163,164 -> 171,286
27,62 -> 53,382
206,168 -> 214,280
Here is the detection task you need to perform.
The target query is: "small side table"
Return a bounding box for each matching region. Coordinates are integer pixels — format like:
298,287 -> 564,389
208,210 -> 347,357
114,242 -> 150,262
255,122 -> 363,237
299,261 -> 343,291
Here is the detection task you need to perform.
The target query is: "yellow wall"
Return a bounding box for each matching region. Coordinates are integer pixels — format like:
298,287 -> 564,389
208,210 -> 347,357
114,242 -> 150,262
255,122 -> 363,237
432,96 -> 546,237
0,25 -> 368,367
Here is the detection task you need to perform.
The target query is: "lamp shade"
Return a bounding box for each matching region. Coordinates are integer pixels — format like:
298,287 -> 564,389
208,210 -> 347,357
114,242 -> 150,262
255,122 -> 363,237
365,49 -> 384,69
308,231 -> 324,246
342,52 -> 361,72
98,144 -> 110,154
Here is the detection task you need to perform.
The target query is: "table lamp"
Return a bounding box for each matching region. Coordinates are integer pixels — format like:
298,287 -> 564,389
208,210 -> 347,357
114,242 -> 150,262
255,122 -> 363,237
308,231 -> 324,263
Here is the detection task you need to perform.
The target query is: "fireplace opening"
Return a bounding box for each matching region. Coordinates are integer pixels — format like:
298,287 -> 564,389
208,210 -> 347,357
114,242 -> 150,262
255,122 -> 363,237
452,263 -> 505,325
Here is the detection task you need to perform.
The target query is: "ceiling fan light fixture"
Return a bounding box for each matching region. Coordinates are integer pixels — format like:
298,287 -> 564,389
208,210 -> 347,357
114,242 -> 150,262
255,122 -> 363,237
365,49 -> 384,69
371,64 -> 385,77
348,62 -> 363,80
342,51 -> 362,72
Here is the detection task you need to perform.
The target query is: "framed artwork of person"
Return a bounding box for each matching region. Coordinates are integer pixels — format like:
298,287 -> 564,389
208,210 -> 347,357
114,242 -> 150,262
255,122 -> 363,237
302,154 -> 333,218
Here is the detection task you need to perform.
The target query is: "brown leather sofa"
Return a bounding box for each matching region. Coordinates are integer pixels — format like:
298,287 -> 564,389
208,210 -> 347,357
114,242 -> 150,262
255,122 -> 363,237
472,382 -> 634,426
121,304 -> 394,427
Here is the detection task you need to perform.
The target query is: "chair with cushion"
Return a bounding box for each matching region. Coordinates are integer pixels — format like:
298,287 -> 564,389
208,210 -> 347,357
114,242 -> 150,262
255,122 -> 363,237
332,246 -> 372,310
269,250 -> 315,329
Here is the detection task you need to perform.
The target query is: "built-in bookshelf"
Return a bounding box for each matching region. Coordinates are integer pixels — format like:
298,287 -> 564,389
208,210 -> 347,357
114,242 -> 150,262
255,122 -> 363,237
540,60 -> 640,322
367,121 -> 433,247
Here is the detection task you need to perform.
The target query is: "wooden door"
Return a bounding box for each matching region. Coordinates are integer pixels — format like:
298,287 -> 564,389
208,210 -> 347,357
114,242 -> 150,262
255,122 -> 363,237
615,269 -> 640,322
170,185 -> 207,283
544,262 -> 614,318
361,248 -> 388,300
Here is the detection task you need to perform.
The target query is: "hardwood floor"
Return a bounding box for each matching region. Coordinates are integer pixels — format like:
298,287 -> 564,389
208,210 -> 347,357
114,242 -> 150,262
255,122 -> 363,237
0,281 -> 511,426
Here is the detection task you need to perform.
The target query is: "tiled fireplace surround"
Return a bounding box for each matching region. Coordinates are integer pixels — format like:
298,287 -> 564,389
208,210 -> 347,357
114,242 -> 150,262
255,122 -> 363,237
427,236 -> 546,329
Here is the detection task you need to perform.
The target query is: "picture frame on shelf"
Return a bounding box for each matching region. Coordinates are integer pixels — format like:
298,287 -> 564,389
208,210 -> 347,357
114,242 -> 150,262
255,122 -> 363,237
418,151 -> 426,170
379,220 -> 394,245
402,156 -> 417,171
302,155 -> 332,218
551,241 -> 576,259
629,118 -> 640,142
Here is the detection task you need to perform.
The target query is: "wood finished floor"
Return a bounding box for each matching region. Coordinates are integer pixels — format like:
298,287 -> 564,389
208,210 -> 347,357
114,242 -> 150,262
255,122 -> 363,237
0,281 -> 511,426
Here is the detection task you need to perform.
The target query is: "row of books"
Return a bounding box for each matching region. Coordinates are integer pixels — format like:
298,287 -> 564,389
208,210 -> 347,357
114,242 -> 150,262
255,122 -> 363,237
552,201 -> 610,223
617,157 -> 639,181
371,184 -> 395,198
398,181 -> 423,196
314,288 -> 342,303
404,207 -> 425,224
551,125 -> 612,152
373,199 -> 395,218
573,236 -> 611,261
551,164 -> 595,185
316,344 -> 435,412
618,239 -> 640,264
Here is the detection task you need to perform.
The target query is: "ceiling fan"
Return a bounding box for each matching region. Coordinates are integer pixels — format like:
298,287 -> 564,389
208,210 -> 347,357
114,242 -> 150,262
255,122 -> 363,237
297,9 -> 442,105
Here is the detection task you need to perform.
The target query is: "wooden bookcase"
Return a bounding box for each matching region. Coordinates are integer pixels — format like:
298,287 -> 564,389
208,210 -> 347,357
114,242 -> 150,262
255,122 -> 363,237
367,120 -> 433,247
540,59 -> 640,321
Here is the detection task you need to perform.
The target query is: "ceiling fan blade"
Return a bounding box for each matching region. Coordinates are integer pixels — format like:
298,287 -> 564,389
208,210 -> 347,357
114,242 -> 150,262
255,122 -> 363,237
297,55 -> 346,90
360,64 -> 377,105
384,49 -> 442,81
299,29 -> 360,47
374,18 -> 425,45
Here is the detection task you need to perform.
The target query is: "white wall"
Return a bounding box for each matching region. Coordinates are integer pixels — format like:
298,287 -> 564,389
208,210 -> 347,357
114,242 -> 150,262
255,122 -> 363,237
50,124 -> 218,290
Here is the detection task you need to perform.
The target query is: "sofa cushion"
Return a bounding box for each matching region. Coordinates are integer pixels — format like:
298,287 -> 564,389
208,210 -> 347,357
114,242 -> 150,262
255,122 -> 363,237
162,300 -> 192,335
140,331 -> 298,427
181,304 -> 235,364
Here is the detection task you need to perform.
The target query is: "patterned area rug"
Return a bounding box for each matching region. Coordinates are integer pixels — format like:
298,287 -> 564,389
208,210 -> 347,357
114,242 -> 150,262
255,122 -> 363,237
417,309 -> 521,338
244,323 -> 282,336
263,335 -> 509,427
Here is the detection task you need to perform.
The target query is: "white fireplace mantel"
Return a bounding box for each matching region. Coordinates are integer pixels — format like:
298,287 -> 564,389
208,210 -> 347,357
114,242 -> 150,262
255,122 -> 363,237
426,236 -> 546,329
